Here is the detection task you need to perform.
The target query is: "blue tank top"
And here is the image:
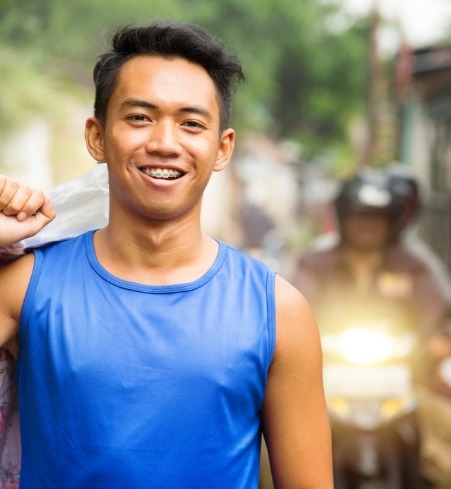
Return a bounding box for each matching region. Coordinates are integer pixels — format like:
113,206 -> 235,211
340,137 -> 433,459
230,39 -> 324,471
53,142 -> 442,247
18,231 -> 276,488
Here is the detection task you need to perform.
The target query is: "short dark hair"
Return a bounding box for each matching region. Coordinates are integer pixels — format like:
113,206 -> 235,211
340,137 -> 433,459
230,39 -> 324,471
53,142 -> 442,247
93,20 -> 245,132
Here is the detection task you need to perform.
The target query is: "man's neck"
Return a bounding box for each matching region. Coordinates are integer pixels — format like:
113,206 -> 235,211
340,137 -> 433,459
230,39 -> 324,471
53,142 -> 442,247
92,220 -> 218,286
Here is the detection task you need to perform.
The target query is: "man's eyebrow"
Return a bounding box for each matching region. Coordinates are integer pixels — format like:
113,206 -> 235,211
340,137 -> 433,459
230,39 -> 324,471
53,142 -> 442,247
120,98 -> 156,110
120,98 -> 213,121
179,105 -> 213,121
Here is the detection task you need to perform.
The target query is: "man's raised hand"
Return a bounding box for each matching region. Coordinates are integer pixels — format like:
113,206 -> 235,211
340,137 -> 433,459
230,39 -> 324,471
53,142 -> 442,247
0,175 -> 56,246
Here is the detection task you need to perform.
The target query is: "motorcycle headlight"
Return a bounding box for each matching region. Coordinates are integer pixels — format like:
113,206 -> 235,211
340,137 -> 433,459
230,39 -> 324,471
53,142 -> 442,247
339,329 -> 395,364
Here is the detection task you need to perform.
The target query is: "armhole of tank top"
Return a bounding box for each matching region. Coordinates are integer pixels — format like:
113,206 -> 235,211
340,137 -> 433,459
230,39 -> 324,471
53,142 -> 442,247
266,269 -> 277,366
17,249 -> 43,373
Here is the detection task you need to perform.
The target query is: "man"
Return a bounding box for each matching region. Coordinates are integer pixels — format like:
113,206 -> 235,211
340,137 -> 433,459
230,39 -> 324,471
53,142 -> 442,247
0,21 -> 332,488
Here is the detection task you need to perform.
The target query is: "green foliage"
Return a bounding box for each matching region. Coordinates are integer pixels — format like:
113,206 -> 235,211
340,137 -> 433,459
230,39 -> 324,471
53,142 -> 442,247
0,0 -> 369,162
270,11 -> 368,157
0,48 -> 54,134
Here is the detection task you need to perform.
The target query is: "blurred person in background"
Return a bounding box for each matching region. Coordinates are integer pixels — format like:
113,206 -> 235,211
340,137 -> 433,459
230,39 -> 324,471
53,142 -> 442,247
292,170 -> 449,349
290,169 -> 451,488
303,163 -> 451,300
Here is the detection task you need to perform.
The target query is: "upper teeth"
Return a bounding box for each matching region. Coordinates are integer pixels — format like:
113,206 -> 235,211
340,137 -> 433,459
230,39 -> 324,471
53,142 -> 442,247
141,168 -> 182,179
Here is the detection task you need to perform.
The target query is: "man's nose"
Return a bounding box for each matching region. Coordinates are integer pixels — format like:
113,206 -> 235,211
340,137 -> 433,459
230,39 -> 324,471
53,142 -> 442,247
146,121 -> 181,156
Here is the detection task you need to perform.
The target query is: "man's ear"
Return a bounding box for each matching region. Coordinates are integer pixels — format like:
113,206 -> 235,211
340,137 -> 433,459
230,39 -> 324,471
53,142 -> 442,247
85,117 -> 106,162
213,128 -> 235,172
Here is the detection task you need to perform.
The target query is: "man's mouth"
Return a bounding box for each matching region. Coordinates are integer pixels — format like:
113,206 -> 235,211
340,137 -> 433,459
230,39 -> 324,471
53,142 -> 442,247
140,168 -> 183,179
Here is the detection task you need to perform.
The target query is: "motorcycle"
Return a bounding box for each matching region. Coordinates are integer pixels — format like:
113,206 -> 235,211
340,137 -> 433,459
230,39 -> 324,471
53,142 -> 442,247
321,318 -> 422,489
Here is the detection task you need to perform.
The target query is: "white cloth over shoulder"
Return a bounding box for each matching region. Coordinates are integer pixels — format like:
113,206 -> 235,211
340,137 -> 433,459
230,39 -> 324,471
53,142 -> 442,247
0,163 -> 109,261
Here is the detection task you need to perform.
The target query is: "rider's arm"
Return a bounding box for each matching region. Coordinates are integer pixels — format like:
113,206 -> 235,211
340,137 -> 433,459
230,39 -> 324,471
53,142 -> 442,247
261,276 -> 333,489
0,175 -> 56,349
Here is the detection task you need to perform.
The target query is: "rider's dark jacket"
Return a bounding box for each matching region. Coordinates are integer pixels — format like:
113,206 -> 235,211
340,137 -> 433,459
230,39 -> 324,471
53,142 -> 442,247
292,240 -> 450,340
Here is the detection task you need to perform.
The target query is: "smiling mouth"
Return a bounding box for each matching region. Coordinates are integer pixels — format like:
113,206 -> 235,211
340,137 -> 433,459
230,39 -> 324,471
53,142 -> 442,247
140,168 -> 183,179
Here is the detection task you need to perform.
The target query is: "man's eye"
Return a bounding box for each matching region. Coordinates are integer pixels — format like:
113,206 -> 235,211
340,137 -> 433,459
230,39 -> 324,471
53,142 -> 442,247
183,121 -> 205,129
129,114 -> 149,122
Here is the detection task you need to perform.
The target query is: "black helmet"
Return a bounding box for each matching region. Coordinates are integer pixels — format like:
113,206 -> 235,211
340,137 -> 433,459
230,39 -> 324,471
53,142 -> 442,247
334,171 -> 404,226
385,162 -> 421,220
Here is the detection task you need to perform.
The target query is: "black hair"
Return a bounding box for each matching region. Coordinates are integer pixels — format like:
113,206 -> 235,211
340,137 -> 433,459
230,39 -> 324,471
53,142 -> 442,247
93,20 -> 245,132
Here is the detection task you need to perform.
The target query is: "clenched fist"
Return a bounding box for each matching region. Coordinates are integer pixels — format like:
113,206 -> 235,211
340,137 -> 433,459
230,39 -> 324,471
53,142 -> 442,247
0,175 -> 56,246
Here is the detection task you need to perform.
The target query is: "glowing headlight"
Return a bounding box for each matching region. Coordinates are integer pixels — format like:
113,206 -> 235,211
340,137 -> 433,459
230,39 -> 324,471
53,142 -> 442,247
340,329 -> 395,364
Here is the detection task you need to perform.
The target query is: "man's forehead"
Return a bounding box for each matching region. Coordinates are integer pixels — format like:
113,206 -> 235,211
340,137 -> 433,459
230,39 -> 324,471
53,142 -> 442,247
112,55 -> 220,111
118,55 -> 214,90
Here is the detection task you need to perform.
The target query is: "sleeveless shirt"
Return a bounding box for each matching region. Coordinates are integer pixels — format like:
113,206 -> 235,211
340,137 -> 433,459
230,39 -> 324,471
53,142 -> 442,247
17,231 -> 276,488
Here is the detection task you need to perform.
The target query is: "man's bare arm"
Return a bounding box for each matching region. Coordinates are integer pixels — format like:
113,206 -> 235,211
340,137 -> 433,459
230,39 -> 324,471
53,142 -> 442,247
0,175 -> 56,349
262,276 -> 333,489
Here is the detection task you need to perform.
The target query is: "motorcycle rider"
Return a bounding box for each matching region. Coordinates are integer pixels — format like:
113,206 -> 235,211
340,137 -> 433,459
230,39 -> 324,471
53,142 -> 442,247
292,170 -> 449,338
291,169 -> 451,488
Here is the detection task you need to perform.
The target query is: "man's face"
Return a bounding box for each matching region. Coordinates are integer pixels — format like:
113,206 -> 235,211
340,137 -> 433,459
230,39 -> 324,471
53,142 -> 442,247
85,55 -> 234,223
342,211 -> 391,251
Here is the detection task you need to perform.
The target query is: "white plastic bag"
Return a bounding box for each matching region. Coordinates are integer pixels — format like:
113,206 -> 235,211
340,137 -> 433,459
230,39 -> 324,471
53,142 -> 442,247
0,163 -> 109,261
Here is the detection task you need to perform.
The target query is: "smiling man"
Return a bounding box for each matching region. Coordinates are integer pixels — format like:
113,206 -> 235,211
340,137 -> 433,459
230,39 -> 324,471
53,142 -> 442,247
0,21 -> 332,488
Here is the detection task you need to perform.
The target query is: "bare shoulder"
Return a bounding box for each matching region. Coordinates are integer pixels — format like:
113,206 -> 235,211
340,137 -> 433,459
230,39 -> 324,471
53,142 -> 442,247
0,254 -> 35,340
275,274 -> 313,312
274,275 -> 321,354
0,252 -> 35,283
